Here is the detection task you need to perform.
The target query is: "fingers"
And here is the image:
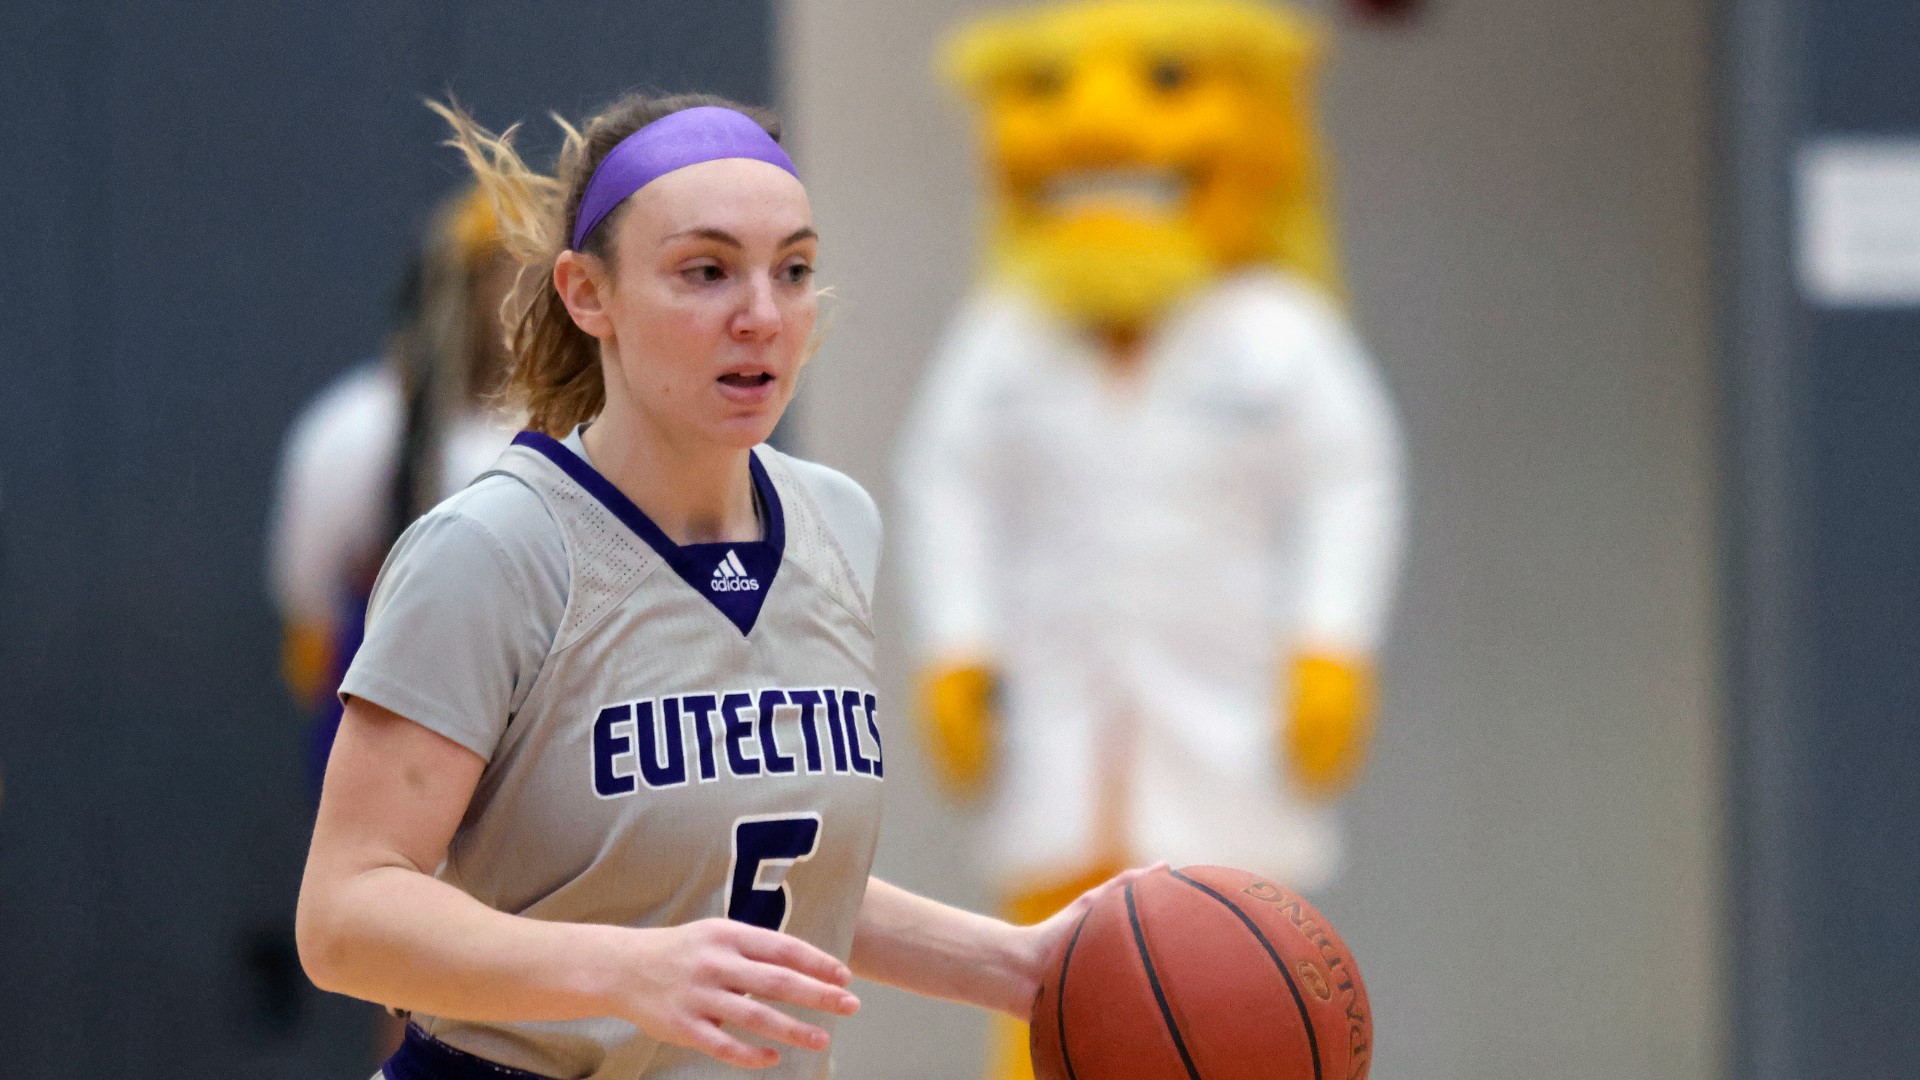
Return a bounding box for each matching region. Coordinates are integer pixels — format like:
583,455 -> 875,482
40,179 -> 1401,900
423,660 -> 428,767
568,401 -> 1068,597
626,922 -> 862,1072
707,991 -> 836,1055
1118,861 -> 1170,885
706,923 -> 858,1013
680,1018 -> 781,1071
732,959 -> 861,1017
731,923 -> 854,988
1073,862 -> 1168,907
671,981 -> 843,1071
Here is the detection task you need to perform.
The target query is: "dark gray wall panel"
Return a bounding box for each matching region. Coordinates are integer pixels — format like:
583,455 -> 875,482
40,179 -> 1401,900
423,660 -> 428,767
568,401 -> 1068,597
1723,0 -> 1920,1077
0,3 -> 772,1076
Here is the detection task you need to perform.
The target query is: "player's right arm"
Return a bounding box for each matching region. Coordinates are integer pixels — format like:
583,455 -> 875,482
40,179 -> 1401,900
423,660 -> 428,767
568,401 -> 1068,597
298,491 -> 856,1069
296,695 -> 860,1069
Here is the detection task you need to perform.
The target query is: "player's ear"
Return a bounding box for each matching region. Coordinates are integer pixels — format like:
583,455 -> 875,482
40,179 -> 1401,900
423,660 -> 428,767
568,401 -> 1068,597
553,250 -> 613,338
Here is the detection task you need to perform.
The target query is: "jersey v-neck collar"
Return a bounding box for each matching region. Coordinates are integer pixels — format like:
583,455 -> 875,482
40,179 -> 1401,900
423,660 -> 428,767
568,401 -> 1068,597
512,430 -> 785,636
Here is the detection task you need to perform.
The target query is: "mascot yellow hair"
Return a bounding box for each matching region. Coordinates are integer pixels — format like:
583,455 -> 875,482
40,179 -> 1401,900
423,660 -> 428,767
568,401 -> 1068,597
943,0 -> 1344,328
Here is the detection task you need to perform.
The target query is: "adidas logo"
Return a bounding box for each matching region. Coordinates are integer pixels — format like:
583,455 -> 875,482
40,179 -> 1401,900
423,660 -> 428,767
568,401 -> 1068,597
711,549 -> 761,593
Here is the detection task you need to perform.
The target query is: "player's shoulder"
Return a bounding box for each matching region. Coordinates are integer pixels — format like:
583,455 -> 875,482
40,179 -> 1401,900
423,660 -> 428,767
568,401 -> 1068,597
759,447 -> 883,599
360,471 -> 570,700
763,449 -> 880,536
406,472 -> 567,580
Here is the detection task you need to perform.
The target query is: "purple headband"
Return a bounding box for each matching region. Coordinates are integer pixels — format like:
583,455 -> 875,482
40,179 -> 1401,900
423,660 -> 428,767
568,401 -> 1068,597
570,106 -> 798,251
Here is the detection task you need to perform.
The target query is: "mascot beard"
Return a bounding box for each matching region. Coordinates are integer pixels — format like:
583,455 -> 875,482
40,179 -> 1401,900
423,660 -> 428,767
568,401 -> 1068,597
1002,207 -> 1217,330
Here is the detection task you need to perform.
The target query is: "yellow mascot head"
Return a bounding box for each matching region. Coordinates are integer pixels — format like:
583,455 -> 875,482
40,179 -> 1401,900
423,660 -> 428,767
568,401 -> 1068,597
944,0 -> 1341,332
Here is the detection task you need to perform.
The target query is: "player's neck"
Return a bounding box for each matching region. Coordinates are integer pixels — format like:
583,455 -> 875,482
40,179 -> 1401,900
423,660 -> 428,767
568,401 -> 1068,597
580,407 -> 760,547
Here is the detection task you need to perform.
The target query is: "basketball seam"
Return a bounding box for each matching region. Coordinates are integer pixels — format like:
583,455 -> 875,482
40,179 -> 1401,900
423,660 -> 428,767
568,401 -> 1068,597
1168,869 -> 1324,1080
1055,909 -> 1091,1080
1125,881 -> 1205,1080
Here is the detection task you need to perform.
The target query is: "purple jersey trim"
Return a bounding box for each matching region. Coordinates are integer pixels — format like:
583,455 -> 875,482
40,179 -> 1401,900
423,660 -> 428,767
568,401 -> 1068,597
384,1022 -> 560,1068
383,1023 -> 559,1080
511,430 -> 784,636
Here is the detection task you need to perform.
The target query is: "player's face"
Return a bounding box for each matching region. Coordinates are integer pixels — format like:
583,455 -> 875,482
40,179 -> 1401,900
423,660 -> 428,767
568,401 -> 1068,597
602,159 -> 818,450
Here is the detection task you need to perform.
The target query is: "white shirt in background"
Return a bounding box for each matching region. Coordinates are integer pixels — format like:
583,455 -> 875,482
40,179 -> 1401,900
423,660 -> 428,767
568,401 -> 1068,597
267,361 -> 519,627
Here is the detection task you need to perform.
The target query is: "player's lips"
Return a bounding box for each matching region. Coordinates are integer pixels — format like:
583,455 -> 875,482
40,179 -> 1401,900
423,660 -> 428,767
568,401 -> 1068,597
716,369 -> 777,404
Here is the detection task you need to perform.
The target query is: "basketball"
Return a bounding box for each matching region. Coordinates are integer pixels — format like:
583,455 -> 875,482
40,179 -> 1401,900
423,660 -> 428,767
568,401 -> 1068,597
1030,865 -> 1371,1080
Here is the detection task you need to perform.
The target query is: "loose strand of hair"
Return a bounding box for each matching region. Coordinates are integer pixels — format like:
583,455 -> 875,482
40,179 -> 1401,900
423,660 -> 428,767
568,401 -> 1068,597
425,97 -> 564,267
429,95 -> 601,436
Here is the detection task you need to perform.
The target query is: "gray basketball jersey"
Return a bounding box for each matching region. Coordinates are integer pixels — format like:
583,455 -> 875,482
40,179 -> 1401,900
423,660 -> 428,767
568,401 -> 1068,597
406,433 -> 885,1079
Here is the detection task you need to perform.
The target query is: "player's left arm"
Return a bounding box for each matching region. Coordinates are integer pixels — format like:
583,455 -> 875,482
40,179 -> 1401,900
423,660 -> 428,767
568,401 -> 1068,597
849,870 -> 1159,1018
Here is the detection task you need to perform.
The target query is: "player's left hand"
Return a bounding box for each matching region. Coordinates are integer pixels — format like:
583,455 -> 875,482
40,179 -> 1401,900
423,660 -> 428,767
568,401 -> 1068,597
1283,652 -> 1377,801
1003,862 -> 1169,1021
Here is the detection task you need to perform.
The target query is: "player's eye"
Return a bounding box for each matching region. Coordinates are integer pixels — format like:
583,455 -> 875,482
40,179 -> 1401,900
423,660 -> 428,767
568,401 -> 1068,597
781,261 -> 814,285
682,263 -> 726,284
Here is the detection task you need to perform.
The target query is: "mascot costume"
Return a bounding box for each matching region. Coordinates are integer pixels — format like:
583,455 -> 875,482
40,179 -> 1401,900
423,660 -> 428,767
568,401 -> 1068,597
894,4 -> 1406,1076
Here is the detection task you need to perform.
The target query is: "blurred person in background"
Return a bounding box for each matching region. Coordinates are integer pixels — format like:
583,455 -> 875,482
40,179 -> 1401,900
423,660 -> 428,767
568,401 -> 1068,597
266,185 -> 516,1062
267,186 -> 519,796
896,3 -> 1406,1076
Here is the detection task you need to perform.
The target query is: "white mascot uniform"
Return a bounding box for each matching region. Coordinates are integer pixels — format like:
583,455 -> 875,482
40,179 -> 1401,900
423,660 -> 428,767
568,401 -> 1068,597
896,8 -> 1407,1073
899,272 -> 1402,891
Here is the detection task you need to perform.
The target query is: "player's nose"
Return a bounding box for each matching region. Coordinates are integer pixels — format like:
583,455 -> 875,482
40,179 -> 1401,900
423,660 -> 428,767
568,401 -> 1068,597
730,274 -> 783,341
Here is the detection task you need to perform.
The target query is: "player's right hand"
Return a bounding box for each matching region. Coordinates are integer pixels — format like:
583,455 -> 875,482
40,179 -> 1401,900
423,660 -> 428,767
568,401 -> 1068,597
604,918 -> 860,1069
916,662 -> 998,800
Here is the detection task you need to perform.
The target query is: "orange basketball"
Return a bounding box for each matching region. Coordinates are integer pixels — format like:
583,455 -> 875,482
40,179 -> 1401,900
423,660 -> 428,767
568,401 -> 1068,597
1030,865 -> 1372,1080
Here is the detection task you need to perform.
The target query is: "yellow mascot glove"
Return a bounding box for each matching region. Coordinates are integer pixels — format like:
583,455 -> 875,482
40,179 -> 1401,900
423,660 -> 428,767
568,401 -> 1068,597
1284,653 -> 1377,801
917,662 -> 998,800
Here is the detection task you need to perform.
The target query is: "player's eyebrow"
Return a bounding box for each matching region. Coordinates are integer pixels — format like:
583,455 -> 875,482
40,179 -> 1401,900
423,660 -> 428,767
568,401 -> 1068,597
662,226 -> 817,249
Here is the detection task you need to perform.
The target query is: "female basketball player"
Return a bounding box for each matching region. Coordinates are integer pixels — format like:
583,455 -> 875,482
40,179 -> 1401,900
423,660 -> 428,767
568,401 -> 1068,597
295,92 -> 1150,1080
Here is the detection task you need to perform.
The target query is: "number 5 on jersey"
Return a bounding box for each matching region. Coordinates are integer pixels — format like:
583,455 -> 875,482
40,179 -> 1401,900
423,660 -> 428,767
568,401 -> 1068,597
727,813 -> 821,932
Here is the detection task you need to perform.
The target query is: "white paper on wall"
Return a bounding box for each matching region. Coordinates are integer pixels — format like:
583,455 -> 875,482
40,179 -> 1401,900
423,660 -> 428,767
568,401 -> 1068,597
1798,138 -> 1920,308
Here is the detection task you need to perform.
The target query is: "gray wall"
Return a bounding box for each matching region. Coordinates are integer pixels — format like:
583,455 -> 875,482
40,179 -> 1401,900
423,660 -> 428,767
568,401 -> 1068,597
1724,1 -> 1920,1076
782,2 -> 1720,1079
0,4 -> 773,1076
